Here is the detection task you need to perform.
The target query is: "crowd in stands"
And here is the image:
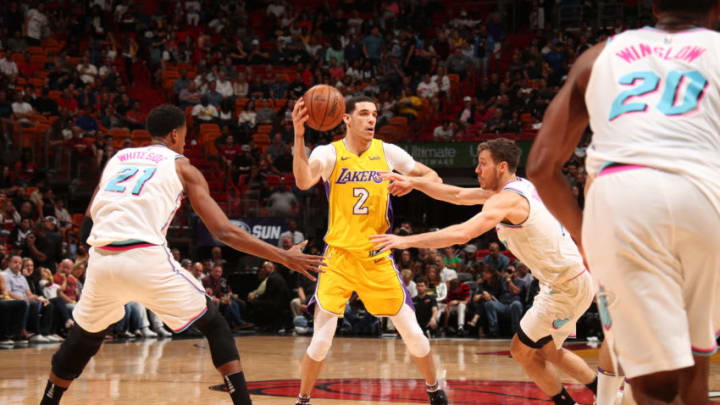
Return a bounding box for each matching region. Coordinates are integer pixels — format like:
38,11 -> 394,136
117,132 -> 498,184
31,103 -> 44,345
0,0 -> 641,348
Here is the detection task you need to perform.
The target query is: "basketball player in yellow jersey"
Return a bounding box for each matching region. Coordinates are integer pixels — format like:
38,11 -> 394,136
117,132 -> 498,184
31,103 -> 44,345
292,96 -> 448,405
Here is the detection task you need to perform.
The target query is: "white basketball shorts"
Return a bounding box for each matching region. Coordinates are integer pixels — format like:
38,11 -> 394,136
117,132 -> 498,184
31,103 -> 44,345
583,165 -> 720,378
73,245 -> 208,333
520,269 -> 595,349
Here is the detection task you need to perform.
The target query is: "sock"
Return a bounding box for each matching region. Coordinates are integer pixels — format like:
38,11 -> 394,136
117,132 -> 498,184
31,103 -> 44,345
586,375 -> 598,395
426,380 -> 440,392
551,387 -> 575,405
40,380 -> 67,405
296,394 -> 311,404
223,372 -> 252,405
597,368 -> 625,405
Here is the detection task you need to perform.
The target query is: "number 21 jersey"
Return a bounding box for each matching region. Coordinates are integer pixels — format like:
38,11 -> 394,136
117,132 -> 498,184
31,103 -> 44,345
87,145 -> 184,247
586,27 -> 720,214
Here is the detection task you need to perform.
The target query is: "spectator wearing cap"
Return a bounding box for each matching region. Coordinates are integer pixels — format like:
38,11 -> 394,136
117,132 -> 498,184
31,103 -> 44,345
459,96 -> 474,124
460,244 -> 479,274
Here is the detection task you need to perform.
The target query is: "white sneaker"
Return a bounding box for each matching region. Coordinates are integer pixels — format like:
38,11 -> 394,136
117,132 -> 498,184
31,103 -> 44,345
154,327 -> 172,337
0,339 -> 14,346
121,330 -> 136,338
30,334 -> 51,343
47,334 -> 64,342
139,327 -> 158,338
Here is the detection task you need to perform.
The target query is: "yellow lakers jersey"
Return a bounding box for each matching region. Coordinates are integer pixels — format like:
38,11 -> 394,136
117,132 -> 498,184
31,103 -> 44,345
324,139 -> 392,255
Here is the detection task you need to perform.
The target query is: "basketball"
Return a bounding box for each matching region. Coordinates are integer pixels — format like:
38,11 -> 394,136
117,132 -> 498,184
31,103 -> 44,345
302,84 -> 346,132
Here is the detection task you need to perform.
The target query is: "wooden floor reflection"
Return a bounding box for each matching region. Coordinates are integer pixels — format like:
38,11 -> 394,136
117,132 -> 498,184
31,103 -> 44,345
2,336 -> 719,404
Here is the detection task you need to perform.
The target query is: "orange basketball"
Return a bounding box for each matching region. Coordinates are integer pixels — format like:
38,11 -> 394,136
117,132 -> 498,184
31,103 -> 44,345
302,85 -> 345,132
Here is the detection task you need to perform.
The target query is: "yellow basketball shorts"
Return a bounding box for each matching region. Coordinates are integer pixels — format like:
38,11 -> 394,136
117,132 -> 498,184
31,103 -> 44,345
311,246 -> 412,317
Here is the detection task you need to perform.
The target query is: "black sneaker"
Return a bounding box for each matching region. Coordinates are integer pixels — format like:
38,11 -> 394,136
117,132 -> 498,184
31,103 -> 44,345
208,383 -> 228,392
427,389 -> 448,405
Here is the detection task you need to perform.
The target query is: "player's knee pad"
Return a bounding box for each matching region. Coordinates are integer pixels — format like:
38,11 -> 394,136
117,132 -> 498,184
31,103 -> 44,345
306,333 -> 333,361
193,297 -> 239,368
306,308 -> 338,361
392,305 -> 430,358
401,327 -> 430,358
52,325 -> 106,380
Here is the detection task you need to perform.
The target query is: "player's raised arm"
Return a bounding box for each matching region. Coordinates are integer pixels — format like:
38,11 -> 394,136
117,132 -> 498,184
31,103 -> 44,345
371,190 -> 522,250
526,43 -> 603,246
176,157 -> 324,280
381,171 -> 493,204
292,99 -> 325,190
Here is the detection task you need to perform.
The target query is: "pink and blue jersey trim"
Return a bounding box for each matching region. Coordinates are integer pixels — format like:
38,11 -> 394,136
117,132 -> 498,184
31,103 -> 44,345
98,239 -> 155,251
691,329 -> 720,357
598,162 -> 648,177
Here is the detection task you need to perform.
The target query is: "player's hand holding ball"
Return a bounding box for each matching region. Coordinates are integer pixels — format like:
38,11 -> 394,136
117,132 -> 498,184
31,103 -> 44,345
292,98 -> 309,139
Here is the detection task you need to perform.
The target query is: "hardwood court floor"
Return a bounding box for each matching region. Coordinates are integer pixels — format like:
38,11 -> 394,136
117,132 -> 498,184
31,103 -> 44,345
2,336 -> 719,404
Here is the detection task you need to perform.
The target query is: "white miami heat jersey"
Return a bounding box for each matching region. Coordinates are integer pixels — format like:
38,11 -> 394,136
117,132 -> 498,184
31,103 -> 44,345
586,27 -> 720,213
87,145 -> 184,247
495,178 -> 585,287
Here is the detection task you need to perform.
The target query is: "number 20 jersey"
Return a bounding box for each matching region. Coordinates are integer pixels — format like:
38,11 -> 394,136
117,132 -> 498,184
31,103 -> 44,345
87,145 -> 184,247
585,27 -> 720,213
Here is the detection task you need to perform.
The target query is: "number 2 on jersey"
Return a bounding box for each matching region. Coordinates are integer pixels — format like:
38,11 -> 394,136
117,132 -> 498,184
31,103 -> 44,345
105,166 -> 157,195
609,70 -> 707,120
353,188 -> 369,215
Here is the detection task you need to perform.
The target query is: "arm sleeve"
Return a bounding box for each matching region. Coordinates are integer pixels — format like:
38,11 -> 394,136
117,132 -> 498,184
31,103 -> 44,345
383,143 -> 416,174
308,144 -> 337,181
